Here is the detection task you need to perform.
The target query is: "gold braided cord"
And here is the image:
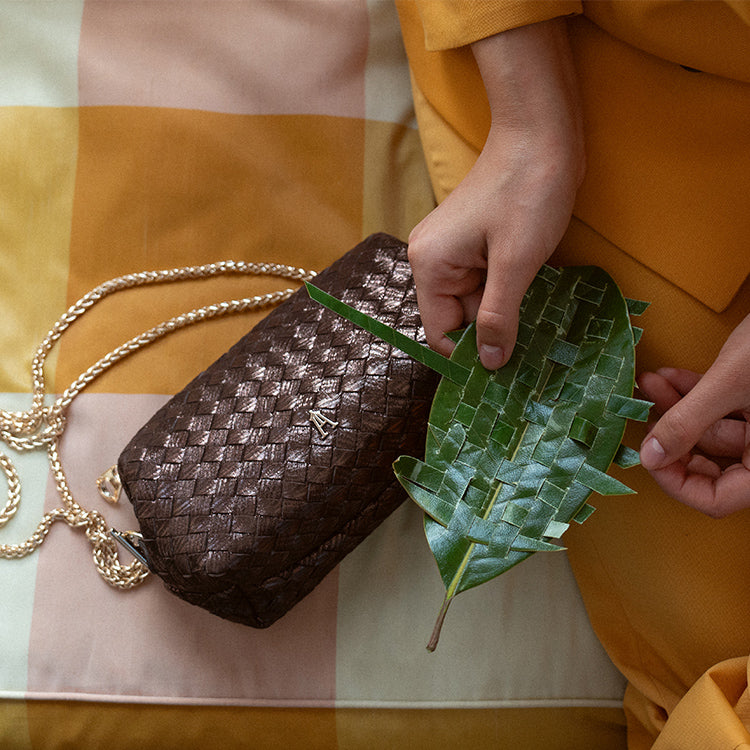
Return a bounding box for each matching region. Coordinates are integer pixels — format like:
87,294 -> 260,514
0,259 -> 317,590
0,453 -> 21,530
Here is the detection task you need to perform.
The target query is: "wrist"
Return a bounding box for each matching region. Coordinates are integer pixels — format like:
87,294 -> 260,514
471,18 -> 584,184
480,119 -> 585,205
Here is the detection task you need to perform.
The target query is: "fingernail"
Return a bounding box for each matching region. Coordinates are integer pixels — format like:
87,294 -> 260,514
640,436 -> 666,469
479,345 -> 504,370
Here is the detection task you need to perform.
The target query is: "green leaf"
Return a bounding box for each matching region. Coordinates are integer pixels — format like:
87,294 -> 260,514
307,264 -> 652,651
614,444 -> 642,469
625,298 -> 650,316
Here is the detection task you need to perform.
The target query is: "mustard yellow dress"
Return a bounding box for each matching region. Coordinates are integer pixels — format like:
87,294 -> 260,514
396,1 -> 750,747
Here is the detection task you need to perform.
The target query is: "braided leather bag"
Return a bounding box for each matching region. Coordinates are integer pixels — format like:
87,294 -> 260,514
116,233 -> 438,627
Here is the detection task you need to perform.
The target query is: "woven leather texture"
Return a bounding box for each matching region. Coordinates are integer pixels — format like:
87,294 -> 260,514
118,234 -> 438,627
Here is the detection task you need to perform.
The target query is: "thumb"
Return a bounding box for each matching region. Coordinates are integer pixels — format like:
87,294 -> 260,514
475,302 -> 520,371
639,373 -> 736,470
475,256 -> 536,370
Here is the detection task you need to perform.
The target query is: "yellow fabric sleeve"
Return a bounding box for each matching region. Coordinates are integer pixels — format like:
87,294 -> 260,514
412,0 -> 582,50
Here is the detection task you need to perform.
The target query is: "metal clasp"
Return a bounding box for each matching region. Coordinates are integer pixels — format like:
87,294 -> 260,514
110,529 -> 152,570
97,465 -> 122,504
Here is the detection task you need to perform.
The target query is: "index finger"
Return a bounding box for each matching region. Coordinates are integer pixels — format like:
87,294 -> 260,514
415,287 -> 466,358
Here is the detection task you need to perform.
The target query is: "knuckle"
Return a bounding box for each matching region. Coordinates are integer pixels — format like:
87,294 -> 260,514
476,308 -> 514,339
406,238 -> 427,271
705,504 -> 729,520
407,221 -> 432,258
695,489 -> 733,519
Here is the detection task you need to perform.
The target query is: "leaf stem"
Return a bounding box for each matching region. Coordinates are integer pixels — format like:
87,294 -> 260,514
427,594 -> 452,652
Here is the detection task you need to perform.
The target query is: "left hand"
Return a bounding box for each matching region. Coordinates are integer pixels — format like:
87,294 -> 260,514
406,18 -> 584,371
638,316 -> 750,517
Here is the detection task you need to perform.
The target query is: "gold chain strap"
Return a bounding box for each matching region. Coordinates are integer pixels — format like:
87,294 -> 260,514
0,260 -> 317,589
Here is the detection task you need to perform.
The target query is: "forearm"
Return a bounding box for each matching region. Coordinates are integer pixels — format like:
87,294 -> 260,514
470,18 -> 585,184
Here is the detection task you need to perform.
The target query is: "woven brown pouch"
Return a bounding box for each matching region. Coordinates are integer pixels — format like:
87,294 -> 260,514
117,233 -> 438,627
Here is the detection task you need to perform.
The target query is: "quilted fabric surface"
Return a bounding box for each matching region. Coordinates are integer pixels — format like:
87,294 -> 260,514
0,2 -> 626,748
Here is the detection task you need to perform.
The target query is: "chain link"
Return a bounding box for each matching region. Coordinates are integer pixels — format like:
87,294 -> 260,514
0,259 -> 317,589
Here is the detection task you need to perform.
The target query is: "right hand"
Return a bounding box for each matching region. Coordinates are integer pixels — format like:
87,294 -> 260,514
638,314 -> 750,518
407,18 -> 585,370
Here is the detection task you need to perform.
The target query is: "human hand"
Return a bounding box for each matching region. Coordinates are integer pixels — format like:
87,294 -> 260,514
408,18 -> 584,370
638,315 -> 750,517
